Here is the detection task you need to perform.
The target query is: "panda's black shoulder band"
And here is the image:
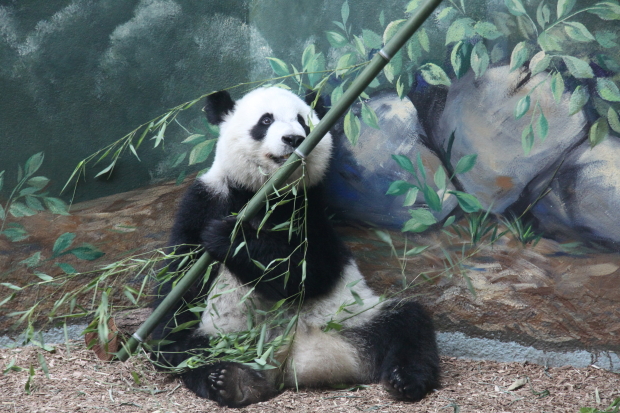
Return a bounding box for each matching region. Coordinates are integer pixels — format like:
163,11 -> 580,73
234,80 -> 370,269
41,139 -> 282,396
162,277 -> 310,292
378,49 -> 391,62
294,148 -> 307,159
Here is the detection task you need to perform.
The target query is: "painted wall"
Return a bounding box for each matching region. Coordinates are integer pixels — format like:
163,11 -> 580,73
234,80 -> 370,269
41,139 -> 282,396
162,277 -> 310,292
1,0 -> 620,356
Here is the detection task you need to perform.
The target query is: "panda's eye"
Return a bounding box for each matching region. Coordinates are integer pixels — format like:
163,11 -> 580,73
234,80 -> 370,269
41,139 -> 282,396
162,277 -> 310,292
260,114 -> 273,125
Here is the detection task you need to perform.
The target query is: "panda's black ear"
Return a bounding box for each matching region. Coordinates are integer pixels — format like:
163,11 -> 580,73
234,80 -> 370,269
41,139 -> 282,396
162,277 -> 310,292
304,90 -> 328,119
204,90 -> 236,125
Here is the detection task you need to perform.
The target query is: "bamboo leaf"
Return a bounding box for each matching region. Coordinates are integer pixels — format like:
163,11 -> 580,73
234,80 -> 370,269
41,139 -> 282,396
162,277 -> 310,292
589,117 -> 609,147
94,160 -> 116,178
568,85 -> 589,115
341,0 -> 349,24
405,245 -> 429,256
450,41 -> 471,79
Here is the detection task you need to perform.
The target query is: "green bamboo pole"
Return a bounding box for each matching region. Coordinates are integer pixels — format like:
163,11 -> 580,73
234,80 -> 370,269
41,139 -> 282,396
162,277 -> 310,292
117,0 -> 443,362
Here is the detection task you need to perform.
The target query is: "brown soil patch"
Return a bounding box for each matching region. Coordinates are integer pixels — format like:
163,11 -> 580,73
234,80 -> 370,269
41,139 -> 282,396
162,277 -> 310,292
1,342 -> 618,412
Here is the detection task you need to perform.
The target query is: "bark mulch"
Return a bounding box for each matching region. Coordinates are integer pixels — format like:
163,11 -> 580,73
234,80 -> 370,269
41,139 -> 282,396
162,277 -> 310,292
1,342 -> 618,412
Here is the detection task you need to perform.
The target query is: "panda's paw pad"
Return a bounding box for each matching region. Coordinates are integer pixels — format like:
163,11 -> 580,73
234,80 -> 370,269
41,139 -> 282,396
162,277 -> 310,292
206,366 -> 237,402
205,363 -> 277,408
382,366 -> 427,402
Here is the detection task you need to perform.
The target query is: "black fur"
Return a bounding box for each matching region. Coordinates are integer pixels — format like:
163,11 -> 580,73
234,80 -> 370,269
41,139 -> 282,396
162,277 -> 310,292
204,90 -> 236,125
297,114 -> 311,136
250,113 -> 274,141
344,300 -> 440,401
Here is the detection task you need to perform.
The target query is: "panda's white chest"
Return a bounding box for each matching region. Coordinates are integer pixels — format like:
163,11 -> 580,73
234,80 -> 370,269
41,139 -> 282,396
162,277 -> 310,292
195,260 -> 382,338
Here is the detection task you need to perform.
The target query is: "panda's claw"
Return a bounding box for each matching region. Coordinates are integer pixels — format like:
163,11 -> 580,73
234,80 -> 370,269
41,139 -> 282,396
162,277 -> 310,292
381,365 -> 429,402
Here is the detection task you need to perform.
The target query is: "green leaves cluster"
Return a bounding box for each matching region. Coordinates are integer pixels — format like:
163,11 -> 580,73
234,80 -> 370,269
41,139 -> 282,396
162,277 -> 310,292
386,147 -> 481,234
1,153 -> 70,242
493,0 -> 620,148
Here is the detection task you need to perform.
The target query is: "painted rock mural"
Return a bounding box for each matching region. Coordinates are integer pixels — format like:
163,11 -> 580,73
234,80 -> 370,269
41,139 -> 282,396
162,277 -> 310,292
1,0 -> 620,367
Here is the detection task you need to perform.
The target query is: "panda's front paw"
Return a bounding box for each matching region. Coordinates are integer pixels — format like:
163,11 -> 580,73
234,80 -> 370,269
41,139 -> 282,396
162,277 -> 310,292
381,365 -> 431,402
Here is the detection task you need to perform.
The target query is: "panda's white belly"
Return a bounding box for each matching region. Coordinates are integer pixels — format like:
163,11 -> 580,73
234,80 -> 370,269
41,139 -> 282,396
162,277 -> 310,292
195,259 -> 382,337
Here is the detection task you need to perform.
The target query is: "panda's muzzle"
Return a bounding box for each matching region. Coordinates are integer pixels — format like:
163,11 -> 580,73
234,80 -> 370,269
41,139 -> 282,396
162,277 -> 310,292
282,135 -> 305,148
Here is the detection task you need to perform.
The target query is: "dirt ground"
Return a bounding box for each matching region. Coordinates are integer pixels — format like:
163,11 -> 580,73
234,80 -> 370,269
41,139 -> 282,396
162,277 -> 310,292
1,341 -> 618,413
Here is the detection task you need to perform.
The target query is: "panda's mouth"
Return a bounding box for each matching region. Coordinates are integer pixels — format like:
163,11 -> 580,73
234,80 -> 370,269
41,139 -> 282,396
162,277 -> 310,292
268,153 -> 292,164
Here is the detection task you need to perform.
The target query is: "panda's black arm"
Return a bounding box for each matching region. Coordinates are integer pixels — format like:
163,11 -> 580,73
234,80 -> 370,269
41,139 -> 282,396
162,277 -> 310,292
150,181 -> 230,366
202,192 -> 351,301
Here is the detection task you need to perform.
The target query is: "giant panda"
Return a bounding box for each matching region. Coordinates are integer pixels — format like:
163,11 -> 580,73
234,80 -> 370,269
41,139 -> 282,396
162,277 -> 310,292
150,86 -> 440,407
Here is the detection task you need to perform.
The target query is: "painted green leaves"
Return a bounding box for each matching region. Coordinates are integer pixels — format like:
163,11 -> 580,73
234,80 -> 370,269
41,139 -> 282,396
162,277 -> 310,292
344,110 -> 361,146
388,151 -> 480,233
471,42 -> 489,79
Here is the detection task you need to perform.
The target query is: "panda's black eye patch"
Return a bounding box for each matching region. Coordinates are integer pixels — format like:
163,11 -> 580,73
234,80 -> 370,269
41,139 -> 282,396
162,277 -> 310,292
250,113 -> 274,141
297,114 -> 310,136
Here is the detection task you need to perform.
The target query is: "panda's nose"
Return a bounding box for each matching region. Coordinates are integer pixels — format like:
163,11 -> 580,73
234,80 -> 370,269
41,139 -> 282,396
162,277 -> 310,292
282,135 -> 305,148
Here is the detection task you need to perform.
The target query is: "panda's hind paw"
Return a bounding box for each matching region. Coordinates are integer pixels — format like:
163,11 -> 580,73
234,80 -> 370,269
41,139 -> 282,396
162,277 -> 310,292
381,365 -> 432,402
204,362 -> 278,408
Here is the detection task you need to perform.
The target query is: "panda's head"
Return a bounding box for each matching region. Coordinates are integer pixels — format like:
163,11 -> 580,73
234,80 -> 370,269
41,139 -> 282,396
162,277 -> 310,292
200,87 -> 332,193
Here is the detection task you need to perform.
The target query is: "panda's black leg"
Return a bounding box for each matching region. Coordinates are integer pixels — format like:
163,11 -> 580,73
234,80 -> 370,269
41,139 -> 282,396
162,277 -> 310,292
183,362 -> 279,408
350,300 -> 440,402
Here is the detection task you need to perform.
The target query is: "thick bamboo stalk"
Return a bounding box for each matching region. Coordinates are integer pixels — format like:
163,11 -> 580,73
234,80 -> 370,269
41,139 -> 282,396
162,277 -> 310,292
117,0 -> 443,362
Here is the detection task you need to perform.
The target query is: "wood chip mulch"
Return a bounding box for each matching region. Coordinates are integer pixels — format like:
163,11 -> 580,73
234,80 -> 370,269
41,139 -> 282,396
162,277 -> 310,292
1,342 -> 618,412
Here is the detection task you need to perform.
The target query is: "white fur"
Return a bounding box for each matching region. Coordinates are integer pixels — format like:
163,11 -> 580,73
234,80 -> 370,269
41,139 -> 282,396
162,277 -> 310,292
195,260 -> 381,385
200,87 -> 333,192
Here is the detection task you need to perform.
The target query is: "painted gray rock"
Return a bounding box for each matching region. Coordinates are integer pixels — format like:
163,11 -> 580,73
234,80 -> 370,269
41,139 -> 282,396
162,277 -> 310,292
531,136 -> 620,245
432,66 -> 587,213
325,92 -> 456,228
